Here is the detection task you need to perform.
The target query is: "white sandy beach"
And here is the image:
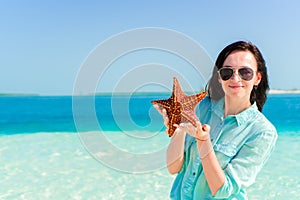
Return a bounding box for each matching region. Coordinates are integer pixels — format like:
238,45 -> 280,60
269,89 -> 300,94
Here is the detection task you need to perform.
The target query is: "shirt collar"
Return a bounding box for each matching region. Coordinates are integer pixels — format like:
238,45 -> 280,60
235,102 -> 258,126
211,98 -> 259,126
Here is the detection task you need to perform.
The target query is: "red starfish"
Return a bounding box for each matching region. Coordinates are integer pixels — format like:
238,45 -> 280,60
152,77 -> 207,137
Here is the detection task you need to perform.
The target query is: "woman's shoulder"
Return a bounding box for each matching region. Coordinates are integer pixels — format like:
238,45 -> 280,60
250,109 -> 277,141
256,110 -> 276,131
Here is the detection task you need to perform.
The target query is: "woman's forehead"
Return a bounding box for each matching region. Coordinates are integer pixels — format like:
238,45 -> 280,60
223,51 -> 257,68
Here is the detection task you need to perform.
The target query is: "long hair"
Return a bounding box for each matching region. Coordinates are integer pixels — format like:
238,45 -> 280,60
207,41 -> 269,112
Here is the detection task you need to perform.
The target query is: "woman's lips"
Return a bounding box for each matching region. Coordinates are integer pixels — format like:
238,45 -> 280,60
229,85 -> 243,89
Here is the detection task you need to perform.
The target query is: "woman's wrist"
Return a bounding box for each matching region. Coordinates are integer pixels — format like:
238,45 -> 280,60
196,136 -> 214,159
196,136 -> 209,142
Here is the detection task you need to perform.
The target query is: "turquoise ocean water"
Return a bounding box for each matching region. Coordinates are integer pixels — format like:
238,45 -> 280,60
0,94 -> 299,199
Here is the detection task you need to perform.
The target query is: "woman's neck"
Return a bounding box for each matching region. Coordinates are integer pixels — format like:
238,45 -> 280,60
224,96 -> 251,118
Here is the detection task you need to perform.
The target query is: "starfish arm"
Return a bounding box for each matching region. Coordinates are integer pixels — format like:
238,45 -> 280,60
152,99 -> 173,110
181,110 -> 199,127
181,96 -> 199,111
181,92 -> 207,110
168,120 -> 177,137
173,77 -> 185,102
151,77 -> 207,137
167,109 -> 182,137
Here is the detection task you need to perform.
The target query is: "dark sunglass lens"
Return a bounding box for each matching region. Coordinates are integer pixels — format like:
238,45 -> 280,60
219,68 -> 233,81
239,68 -> 254,81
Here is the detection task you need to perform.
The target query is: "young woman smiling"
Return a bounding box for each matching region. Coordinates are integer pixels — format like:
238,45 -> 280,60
161,41 -> 277,199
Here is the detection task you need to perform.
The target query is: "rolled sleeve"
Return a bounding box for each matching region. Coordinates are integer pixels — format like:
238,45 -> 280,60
213,130 -> 278,198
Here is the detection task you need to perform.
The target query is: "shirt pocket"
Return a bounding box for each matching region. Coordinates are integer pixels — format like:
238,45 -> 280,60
214,143 -> 238,169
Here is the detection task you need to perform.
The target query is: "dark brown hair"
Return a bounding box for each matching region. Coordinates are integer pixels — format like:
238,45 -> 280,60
207,41 -> 269,112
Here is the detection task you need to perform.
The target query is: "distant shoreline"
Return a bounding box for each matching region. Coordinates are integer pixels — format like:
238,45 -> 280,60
1,89 -> 300,96
0,93 -> 39,97
268,89 -> 300,94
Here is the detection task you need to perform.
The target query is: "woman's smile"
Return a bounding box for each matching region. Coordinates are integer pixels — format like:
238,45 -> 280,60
228,84 -> 244,89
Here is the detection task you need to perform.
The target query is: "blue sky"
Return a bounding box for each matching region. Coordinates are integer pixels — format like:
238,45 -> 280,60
1,0 -> 300,95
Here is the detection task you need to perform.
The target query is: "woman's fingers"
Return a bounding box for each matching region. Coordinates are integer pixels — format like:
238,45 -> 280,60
153,105 -> 170,134
177,121 -> 210,140
177,122 -> 198,137
153,104 -> 163,114
161,108 -> 168,119
154,105 -> 209,138
201,124 -> 210,132
153,105 -> 168,121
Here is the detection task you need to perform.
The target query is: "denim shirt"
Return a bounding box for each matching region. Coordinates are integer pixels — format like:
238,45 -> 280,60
170,97 -> 277,199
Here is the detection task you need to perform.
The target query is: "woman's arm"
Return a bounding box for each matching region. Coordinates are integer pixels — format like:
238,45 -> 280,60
153,105 -> 186,174
177,122 -> 226,195
176,121 -> 277,197
166,129 -> 186,174
197,138 -> 225,196
213,130 -> 277,198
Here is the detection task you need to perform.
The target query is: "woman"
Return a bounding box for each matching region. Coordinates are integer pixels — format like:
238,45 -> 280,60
159,41 -> 277,199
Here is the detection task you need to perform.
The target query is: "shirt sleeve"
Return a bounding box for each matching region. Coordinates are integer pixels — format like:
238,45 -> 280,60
213,129 -> 278,198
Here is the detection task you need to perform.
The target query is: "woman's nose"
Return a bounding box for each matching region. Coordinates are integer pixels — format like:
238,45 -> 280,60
230,70 -> 241,81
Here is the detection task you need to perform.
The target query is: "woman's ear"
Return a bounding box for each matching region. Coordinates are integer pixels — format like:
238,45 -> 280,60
255,72 -> 262,86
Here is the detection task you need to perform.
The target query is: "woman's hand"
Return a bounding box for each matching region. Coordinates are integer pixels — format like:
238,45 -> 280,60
153,104 -> 210,140
154,105 -> 186,174
175,121 -> 210,141
153,105 -> 170,135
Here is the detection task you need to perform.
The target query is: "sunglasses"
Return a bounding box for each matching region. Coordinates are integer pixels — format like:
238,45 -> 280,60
218,67 -> 255,81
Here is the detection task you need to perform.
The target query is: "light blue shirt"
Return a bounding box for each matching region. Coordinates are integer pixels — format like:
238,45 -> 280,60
170,97 -> 277,199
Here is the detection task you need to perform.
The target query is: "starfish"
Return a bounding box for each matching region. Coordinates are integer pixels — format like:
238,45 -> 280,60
152,77 -> 207,137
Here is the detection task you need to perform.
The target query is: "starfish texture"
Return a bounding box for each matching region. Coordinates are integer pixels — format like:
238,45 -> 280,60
152,77 -> 207,137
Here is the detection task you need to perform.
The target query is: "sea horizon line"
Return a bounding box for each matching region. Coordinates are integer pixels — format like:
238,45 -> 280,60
1,89 -> 300,97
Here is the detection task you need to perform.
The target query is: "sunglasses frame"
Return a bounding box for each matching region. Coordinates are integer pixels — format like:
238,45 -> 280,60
218,67 -> 256,81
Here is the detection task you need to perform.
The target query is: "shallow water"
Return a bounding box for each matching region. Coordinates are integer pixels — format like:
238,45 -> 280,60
1,94 -> 300,199
1,131 -> 299,200
247,133 -> 300,199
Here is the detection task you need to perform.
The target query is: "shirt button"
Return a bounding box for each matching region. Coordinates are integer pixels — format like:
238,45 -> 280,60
192,172 -> 196,176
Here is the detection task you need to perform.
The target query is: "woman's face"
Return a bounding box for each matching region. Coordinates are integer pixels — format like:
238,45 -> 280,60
219,50 -> 262,101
